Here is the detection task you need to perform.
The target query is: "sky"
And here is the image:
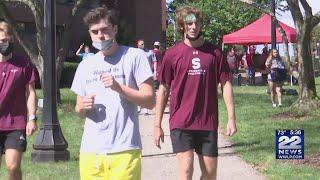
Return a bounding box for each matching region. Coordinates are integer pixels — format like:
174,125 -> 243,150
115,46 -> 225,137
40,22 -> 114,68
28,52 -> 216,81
276,0 -> 320,28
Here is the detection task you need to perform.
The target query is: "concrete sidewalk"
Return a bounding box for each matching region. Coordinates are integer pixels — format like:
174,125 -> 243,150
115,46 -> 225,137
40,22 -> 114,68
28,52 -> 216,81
139,110 -> 266,180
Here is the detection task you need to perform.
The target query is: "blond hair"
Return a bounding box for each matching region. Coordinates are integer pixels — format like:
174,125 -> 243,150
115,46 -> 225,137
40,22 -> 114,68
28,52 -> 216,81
0,21 -> 13,37
176,6 -> 203,35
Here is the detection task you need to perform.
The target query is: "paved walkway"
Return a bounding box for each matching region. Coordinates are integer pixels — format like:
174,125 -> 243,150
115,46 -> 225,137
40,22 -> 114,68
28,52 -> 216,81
139,109 -> 266,180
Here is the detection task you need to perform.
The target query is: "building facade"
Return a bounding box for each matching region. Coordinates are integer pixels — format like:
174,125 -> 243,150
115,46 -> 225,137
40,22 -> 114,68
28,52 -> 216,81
1,0 -> 166,60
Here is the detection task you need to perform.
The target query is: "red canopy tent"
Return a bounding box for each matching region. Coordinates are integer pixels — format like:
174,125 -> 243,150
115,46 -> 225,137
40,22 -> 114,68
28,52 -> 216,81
223,14 -> 297,45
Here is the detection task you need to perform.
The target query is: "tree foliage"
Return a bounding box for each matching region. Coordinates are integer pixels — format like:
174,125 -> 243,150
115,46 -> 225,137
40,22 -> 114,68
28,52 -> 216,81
167,0 -> 264,45
312,25 -> 320,47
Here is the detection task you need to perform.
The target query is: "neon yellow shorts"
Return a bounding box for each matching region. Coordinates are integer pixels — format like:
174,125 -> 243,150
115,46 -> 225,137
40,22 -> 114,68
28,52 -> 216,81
79,149 -> 141,180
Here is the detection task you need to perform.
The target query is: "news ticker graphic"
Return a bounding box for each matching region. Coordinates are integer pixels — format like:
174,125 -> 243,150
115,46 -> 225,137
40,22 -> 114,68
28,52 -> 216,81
276,129 -> 304,159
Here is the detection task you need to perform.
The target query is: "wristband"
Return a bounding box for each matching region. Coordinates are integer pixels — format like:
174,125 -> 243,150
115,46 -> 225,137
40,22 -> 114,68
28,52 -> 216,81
28,115 -> 37,121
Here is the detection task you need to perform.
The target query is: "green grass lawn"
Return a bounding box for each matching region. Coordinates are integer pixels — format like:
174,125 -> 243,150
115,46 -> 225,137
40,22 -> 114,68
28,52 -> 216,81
219,77 -> 320,180
1,78 -> 319,179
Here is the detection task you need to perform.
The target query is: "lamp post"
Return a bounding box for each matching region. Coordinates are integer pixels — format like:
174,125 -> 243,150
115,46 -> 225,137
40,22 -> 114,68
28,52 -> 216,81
31,0 -> 70,162
271,0 -> 276,49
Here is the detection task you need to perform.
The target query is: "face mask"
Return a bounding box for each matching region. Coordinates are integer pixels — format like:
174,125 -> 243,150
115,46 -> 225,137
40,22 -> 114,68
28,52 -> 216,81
92,39 -> 114,51
0,42 -> 13,56
138,44 -> 144,49
186,31 -> 202,41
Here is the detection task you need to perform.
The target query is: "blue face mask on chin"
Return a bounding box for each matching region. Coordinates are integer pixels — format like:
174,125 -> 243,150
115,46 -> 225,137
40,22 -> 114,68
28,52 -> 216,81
92,39 -> 114,51
0,42 -> 14,56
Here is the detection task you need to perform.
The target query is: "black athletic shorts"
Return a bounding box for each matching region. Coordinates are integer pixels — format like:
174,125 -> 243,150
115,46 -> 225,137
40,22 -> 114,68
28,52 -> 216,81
170,129 -> 218,157
0,130 -> 27,154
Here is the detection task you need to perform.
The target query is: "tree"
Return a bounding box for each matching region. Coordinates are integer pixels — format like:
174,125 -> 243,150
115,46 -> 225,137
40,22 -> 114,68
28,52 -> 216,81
167,0 -> 263,45
0,0 -> 85,91
286,0 -> 320,111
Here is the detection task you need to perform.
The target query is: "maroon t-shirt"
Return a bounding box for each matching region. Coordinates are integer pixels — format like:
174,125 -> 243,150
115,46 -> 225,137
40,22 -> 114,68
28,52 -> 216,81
159,42 -> 232,131
0,54 -> 39,130
152,49 -> 164,75
245,53 -> 254,67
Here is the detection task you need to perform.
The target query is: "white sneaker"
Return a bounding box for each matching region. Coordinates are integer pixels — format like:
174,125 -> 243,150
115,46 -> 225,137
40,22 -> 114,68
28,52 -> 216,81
272,103 -> 277,108
278,103 -> 282,107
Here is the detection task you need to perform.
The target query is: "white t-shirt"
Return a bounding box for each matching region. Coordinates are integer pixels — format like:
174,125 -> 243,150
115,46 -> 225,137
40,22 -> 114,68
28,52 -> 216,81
71,45 -> 152,154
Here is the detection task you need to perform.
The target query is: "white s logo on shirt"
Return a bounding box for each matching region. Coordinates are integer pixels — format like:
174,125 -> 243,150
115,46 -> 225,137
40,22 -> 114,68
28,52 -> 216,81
192,58 -> 201,69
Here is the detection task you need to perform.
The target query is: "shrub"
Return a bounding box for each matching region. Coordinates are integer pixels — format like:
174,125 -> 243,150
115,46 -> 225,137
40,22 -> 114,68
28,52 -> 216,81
60,62 -> 79,88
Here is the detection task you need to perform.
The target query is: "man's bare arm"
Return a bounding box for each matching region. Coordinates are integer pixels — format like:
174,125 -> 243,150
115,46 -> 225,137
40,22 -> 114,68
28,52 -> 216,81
221,81 -> 237,136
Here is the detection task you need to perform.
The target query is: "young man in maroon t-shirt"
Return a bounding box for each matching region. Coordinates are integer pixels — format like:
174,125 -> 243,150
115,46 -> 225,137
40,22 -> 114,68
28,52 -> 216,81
0,21 -> 38,180
154,6 -> 237,180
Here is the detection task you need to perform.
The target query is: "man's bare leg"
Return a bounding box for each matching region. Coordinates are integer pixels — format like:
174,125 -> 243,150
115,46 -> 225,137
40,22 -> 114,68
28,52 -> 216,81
198,155 -> 218,180
5,149 -> 23,180
177,150 -> 194,180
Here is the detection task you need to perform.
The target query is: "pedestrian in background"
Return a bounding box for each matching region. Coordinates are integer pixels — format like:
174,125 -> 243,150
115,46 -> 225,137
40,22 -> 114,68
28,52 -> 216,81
0,21 -> 38,180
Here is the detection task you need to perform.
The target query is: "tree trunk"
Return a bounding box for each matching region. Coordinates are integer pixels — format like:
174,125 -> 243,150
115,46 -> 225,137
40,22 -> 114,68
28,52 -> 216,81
298,38 -> 317,99
36,55 -> 44,88
285,0 -> 320,112
55,0 -> 85,105
56,53 -> 65,105
276,24 -> 294,73
291,25 -> 320,112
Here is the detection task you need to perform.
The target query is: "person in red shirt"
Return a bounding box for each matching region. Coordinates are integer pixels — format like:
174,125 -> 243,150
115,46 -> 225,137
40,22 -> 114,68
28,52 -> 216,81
260,45 -> 269,84
241,46 -> 255,85
152,41 -> 164,90
0,21 -> 38,180
154,6 -> 237,180
226,47 -> 238,75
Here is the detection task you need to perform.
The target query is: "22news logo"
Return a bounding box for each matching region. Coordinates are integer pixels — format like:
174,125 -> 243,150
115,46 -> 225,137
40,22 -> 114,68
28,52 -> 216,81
275,129 -> 304,159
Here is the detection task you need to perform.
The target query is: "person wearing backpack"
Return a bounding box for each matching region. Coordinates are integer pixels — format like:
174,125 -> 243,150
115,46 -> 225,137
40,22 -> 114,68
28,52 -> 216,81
265,49 -> 286,107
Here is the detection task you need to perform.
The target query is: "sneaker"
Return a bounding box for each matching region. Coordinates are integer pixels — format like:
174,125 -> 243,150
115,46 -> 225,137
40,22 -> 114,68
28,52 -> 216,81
278,103 -> 282,107
272,103 -> 277,108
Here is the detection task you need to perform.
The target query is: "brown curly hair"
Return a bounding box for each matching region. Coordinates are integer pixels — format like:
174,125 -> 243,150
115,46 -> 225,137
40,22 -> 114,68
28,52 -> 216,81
176,6 -> 203,35
0,21 -> 13,38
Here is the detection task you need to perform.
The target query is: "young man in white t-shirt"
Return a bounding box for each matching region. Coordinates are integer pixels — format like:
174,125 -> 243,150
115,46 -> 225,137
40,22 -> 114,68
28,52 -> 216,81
71,7 -> 155,180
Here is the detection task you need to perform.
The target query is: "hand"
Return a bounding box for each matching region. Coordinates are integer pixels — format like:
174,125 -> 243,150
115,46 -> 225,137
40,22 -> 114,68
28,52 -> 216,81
26,120 -> 37,136
154,126 -> 164,149
80,94 -> 96,110
80,43 -> 84,48
100,73 -> 121,92
225,120 -> 237,136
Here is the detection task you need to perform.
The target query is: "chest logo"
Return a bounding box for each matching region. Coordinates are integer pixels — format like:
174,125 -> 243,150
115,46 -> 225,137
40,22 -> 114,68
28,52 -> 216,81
10,69 -> 18,73
188,57 -> 206,76
191,58 -> 201,69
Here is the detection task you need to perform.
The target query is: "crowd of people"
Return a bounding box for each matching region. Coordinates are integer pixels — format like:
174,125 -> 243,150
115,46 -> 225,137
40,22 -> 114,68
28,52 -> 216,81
0,3 -> 297,180
225,44 -> 287,107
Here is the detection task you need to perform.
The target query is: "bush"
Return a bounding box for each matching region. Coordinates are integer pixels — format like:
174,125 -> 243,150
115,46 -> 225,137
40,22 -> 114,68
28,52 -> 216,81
60,62 -> 79,88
